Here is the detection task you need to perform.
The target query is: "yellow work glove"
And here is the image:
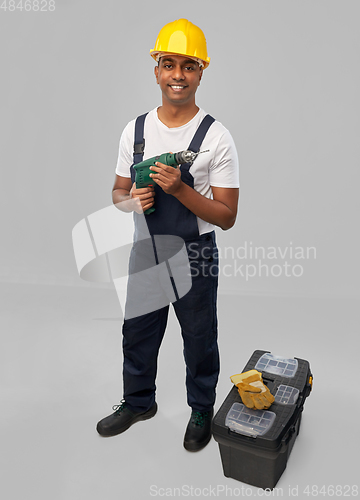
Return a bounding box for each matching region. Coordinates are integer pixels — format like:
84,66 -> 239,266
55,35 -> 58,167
230,369 -> 275,410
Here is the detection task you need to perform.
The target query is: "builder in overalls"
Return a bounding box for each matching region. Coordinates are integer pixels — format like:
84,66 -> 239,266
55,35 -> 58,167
97,19 -> 240,452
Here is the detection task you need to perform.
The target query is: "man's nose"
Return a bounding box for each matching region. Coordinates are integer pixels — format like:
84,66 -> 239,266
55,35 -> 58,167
172,66 -> 185,80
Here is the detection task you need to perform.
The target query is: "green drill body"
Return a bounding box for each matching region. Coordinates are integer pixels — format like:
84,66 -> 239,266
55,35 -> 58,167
133,150 -> 198,214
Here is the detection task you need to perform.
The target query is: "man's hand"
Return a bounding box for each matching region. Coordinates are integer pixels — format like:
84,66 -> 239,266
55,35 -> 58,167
149,161 -> 183,195
129,183 -> 155,214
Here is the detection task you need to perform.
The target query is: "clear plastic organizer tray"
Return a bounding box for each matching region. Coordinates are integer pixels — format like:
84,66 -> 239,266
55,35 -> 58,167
225,403 -> 276,437
255,353 -> 298,378
274,385 -> 299,405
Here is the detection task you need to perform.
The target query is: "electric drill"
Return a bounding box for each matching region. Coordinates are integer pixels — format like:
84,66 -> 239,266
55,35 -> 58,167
133,150 -> 202,214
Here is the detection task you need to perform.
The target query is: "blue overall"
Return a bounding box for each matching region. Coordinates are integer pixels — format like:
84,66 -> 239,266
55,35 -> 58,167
122,112 -> 220,412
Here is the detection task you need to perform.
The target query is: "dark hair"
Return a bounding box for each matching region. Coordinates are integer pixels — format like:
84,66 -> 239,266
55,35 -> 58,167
157,56 -> 200,68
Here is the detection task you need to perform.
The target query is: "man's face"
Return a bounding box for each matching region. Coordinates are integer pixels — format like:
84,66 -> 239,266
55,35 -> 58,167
154,55 -> 203,106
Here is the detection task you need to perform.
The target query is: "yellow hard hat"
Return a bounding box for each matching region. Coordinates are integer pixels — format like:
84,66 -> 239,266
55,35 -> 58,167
150,19 -> 210,69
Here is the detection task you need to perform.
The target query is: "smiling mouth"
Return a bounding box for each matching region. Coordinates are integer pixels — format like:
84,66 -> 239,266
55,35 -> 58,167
169,85 -> 188,91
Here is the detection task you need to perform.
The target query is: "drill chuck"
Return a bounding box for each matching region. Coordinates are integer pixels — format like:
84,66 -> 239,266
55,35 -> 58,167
175,150 -> 198,164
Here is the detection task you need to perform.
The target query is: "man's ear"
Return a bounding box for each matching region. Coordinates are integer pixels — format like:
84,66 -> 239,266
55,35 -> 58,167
154,65 -> 159,84
198,67 -> 203,85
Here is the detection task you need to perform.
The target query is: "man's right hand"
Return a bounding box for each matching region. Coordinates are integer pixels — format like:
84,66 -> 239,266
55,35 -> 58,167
130,183 -> 155,214
112,175 -> 155,213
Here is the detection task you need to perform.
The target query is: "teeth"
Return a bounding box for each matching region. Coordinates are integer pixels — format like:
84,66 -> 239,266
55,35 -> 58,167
171,86 -> 184,89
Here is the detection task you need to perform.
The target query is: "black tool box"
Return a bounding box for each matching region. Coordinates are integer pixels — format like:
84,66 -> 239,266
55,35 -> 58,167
212,350 -> 312,490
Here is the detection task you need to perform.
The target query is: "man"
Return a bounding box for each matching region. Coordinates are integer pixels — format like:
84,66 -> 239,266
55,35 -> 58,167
97,19 -> 239,452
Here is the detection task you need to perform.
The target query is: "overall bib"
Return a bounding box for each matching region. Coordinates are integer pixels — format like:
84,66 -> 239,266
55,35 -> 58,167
122,112 -> 220,412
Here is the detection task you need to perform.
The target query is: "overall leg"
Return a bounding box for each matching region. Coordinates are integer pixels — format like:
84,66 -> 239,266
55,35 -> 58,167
122,306 -> 169,412
122,237 -> 171,413
173,232 -> 220,412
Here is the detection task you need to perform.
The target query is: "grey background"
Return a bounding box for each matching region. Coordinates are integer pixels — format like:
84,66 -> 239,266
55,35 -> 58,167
1,1 -> 359,499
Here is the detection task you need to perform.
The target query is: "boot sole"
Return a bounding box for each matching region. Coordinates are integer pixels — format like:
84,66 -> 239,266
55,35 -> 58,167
97,403 -> 157,437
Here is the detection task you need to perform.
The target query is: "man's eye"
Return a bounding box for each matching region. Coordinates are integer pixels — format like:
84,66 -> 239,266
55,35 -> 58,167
185,66 -> 195,71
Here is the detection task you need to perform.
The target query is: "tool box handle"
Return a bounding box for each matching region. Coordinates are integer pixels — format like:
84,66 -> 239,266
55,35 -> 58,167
261,374 -> 276,394
281,407 -> 303,446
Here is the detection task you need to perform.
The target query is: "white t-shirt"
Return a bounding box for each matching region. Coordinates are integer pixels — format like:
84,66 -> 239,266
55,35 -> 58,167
115,107 -> 240,235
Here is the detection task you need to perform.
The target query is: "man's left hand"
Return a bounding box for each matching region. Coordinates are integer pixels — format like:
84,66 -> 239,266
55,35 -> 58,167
149,162 -> 183,195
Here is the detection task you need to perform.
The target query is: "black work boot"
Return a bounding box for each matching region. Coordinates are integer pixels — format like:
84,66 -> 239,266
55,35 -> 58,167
183,408 -> 214,452
96,400 -> 157,437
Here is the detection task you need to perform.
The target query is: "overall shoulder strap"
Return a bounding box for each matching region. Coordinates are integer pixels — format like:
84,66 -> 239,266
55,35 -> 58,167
133,113 -> 148,164
187,114 -> 215,153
